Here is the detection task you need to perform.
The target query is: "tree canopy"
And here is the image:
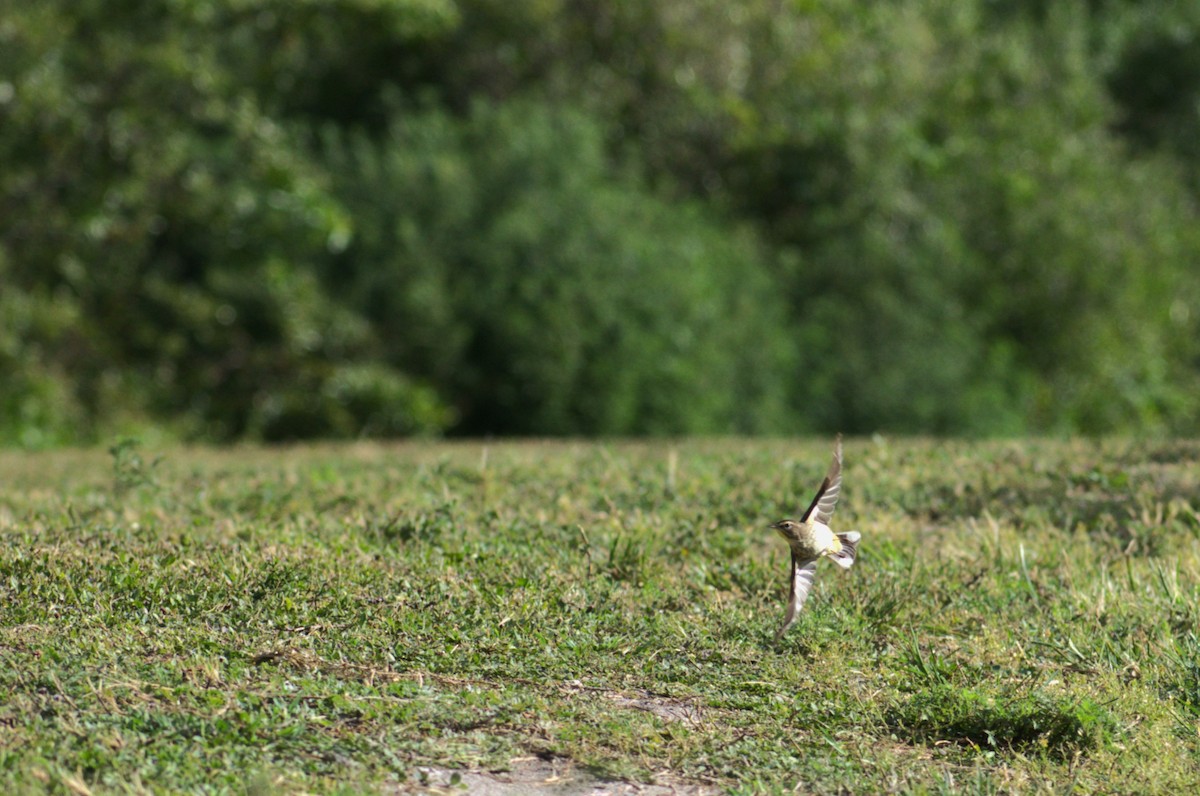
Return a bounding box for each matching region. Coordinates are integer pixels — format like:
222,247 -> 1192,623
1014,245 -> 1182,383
3,0 -> 1199,445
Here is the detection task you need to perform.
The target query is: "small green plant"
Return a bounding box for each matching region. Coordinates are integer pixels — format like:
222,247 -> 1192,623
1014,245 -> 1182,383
108,436 -> 161,495
887,684 -> 1118,758
1164,631 -> 1200,736
605,535 -> 649,584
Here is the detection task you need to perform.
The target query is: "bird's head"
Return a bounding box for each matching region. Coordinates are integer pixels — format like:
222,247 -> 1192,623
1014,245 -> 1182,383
771,519 -> 799,539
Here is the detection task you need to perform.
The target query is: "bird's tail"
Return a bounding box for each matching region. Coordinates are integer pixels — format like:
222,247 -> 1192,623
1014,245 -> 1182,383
830,531 -> 860,569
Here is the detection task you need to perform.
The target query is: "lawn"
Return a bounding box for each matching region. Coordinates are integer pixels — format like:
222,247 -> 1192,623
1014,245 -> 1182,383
1,437 -> 1198,794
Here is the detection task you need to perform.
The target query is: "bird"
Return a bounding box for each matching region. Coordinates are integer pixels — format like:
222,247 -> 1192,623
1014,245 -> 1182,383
770,435 -> 860,639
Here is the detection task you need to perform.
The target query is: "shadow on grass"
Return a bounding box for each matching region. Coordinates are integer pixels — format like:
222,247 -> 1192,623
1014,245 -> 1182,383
885,684 -> 1117,760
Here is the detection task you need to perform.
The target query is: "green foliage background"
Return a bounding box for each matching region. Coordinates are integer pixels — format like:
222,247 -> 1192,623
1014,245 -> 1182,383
3,0 -> 1199,445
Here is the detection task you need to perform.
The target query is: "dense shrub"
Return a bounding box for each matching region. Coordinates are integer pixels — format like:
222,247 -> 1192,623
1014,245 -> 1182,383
322,101 -> 793,434
0,0 -> 451,442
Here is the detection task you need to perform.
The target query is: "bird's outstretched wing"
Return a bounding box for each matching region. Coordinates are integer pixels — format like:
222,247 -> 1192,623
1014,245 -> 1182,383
775,553 -> 819,640
830,531 -> 860,570
799,435 -> 843,526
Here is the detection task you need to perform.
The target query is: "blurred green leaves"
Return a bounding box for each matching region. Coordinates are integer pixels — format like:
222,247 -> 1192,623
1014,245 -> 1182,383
2,0 -> 1199,444
322,101 -> 792,434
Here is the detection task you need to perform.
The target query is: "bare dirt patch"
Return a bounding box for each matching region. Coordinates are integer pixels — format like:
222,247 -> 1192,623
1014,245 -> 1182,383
601,692 -> 704,725
395,756 -> 718,795
558,680 -> 706,725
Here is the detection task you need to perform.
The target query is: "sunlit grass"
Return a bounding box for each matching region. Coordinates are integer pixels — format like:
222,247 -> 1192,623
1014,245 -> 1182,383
1,438 -> 1198,793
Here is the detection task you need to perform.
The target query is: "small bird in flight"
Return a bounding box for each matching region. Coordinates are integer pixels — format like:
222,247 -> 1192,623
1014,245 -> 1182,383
770,435 -> 860,639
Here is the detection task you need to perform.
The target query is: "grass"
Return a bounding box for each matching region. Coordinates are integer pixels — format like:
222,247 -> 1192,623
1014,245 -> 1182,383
1,437 -> 1199,794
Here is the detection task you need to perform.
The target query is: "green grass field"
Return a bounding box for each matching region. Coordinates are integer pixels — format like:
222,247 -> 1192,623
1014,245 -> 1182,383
2,438 -> 1199,794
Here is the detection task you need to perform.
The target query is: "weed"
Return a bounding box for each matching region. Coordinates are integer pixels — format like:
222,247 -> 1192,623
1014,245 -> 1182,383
108,436 -> 161,496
